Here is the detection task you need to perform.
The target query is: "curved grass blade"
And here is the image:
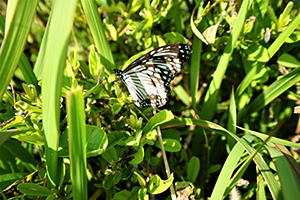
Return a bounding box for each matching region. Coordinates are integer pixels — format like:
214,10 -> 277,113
0,0 -> 38,99
200,0 -> 252,120
42,1 -> 77,187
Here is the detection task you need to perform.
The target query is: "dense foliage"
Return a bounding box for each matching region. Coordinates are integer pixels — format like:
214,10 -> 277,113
1,0 -> 300,199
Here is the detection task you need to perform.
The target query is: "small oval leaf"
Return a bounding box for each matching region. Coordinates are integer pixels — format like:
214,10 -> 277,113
17,183 -> 52,196
148,174 -> 174,194
155,138 -> 182,152
142,110 -> 174,135
187,157 -> 200,182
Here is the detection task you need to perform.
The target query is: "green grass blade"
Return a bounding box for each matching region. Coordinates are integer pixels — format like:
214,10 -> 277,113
33,19 -> 50,81
190,1 -> 205,110
42,1 -> 77,188
190,37 -> 202,109
173,85 -> 191,106
81,0 -> 115,69
3,139 -> 37,172
267,145 -> 300,200
18,54 -> 39,89
238,67 -> 300,121
237,126 -> 300,149
0,0 -> 38,99
142,110 -> 174,135
173,0 -> 183,34
228,89 -> 237,133
235,11 -> 300,107
163,118 -> 283,199
0,12 -> 38,89
0,12 -> 5,31
210,135 -> 255,200
268,9 -> 300,58
235,62 -> 263,104
200,0 -> 252,120
227,89 -> 237,148
66,86 -> 87,199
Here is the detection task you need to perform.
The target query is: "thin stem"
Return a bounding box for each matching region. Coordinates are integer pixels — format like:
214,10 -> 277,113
154,109 -> 176,200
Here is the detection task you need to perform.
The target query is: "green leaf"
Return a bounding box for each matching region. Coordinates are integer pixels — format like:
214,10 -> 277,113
88,45 -> 100,79
15,101 -> 42,115
81,0 -> 115,69
102,147 -> 118,163
236,126 -> 300,149
17,183 -> 52,196
148,174 -> 174,194
86,125 -> 108,157
203,24 -> 219,44
62,60 -> 75,97
253,67 -> 269,83
111,103 -> 123,115
138,188 -> 148,200
285,32 -> 300,43
0,129 -> 18,147
163,32 -> 187,44
190,2 -> 210,45
267,6 -> 278,24
173,85 -> 191,106
244,43 -> 270,62
277,53 -> 300,68
227,89 -> 237,148
142,110 -> 174,135
136,18 -> 153,32
41,0 -> 77,187
154,138 -> 181,152
187,157 -> 200,183
162,117 -> 290,199
200,0 -> 252,120
66,86 -> 88,199
45,194 -> 56,200
211,135 -> 254,199
22,84 -> 37,101
129,143 -> 144,164
125,136 -> 138,146
238,67 -> 300,121
103,172 -> 122,190
113,190 -> 131,200
0,0 -> 38,100
2,139 -> 38,170
10,127 -> 44,145
127,114 -> 143,131
268,7 -> 300,58
105,23 -> 118,41
149,156 -> 159,166
133,170 -> 146,188
267,145 -> 300,199
207,164 -> 222,174
277,1 -> 293,31
107,131 -> 130,148
129,0 -> 143,14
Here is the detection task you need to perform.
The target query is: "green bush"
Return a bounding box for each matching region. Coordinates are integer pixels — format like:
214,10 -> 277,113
1,0 -> 300,199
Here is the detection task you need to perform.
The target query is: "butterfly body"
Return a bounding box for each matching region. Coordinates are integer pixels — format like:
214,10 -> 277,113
115,43 -> 191,108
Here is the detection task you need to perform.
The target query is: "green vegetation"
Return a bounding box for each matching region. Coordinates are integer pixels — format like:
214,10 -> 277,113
1,0 -> 300,199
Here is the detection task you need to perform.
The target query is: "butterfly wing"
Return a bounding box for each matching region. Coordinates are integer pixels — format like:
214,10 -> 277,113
115,43 -> 191,108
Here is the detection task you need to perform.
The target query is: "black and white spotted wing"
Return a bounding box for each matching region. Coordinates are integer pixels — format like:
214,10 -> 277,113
114,43 -> 191,108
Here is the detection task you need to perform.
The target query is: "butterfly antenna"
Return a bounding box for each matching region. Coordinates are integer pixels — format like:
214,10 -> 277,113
153,109 -> 176,200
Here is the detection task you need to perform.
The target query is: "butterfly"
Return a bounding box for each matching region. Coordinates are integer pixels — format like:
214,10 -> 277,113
114,43 -> 191,108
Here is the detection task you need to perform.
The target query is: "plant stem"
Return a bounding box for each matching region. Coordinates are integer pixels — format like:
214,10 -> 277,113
154,109 -> 176,200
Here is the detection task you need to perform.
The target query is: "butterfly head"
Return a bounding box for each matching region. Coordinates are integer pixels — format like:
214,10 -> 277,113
114,69 -> 124,82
